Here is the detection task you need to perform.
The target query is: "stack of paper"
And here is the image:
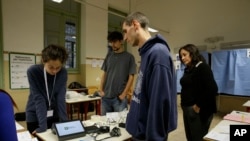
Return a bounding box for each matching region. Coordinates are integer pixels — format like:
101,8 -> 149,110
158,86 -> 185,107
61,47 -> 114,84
17,131 -> 38,141
223,114 -> 250,124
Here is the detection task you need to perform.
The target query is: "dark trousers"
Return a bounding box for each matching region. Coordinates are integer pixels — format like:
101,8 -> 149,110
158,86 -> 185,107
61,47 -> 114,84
26,117 -> 59,134
182,106 -> 213,141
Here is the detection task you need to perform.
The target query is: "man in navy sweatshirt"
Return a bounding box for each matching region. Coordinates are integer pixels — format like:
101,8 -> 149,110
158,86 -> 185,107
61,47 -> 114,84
122,11 -> 177,141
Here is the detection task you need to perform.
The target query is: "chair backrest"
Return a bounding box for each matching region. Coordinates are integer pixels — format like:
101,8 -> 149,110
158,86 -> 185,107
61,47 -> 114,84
87,86 -> 99,95
68,82 -> 88,93
68,82 -> 86,89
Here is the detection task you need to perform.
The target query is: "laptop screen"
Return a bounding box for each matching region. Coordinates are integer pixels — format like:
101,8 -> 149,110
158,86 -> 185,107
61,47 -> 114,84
55,120 -> 85,137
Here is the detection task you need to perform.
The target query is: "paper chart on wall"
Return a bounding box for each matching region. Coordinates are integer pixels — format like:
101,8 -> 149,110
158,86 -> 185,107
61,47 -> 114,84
9,53 -> 35,89
91,59 -> 103,68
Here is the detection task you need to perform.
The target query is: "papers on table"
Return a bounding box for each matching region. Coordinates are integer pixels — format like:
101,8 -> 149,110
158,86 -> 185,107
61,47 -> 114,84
204,130 -> 229,141
106,109 -> 128,124
17,131 -> 38,141
223,111 -> 250,124
15,122 -> 25,130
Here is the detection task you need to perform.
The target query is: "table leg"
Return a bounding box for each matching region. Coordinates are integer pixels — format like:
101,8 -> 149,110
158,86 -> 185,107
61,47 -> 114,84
66,104 -> 70,119
77,103 -> 81,120
246,107 -> 250,112
69,104 -> 73,120
84,102 -> 89,120
96,99 -> 101,115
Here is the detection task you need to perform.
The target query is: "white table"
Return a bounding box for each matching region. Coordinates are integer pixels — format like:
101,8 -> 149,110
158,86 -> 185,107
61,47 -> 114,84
203,111 -> 250,141
243,100 -> 250,112
36,117 -> 131,141
66,95 -> 101,120
16,121 -> 38,141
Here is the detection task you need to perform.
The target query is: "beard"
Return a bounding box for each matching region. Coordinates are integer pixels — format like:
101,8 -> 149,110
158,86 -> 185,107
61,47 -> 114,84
112,47 -> 119,51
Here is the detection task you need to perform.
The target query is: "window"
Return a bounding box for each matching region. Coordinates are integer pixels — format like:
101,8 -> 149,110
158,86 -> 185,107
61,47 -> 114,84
44,0 -> 80,72
0,1 -> 3,88
108,8 -> 127,50
65,22 -> 77,68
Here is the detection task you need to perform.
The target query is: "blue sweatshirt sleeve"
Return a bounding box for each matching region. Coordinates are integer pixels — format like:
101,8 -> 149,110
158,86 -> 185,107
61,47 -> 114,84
145,64 -> 177,141
0,93 -> 18,141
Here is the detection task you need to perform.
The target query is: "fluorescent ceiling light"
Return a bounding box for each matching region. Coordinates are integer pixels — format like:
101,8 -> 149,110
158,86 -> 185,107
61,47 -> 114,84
52,0 -> 63,3
148,27 -> 159,33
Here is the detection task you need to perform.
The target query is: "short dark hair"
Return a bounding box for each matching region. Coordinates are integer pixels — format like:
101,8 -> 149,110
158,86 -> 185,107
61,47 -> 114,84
41,44 -> 68,64
107,31 -> 123,42
123,11 -> 149,30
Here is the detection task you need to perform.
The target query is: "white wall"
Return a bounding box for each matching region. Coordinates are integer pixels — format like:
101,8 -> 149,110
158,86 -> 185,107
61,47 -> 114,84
2,0 -> 43,53
133,0 -> 250,52
3,0 -> 250,66
2,0 -> 250,110
82,0 -> 108,61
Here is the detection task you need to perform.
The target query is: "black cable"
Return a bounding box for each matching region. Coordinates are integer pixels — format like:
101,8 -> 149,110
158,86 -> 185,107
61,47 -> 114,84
92,127 -> 121,141
94,134 -> 114,141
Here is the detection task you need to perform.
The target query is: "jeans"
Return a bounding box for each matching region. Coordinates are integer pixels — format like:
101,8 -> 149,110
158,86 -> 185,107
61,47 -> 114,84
101,97 -> 128,115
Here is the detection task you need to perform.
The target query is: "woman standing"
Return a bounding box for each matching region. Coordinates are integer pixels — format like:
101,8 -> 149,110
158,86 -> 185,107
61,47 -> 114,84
179,44 -> 218,141
0,89 -> 18,141
26,44 -> 68,134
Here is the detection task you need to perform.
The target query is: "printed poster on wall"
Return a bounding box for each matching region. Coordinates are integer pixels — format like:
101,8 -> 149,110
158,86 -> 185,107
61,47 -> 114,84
9,53 -> 36,89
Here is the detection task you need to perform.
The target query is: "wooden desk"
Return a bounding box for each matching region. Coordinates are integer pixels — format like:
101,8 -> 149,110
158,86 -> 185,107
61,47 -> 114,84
66,95 -> 101,120
243,100 -> 250,112
204,111 -> 250,141
36,117 -> 132,141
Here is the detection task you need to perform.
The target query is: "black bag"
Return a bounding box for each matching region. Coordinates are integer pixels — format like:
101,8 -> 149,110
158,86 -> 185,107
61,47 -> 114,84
79,102 -> 95,113
15,112 -> 26,121
68,82 -> 88,94
68,82 -> 86,89
88,102 -> 95,112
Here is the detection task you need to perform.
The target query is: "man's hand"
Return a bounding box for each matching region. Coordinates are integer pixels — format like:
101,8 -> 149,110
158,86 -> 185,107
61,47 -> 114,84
192,104 -> 200,113
118,92 -> 127,100
99,91 -> 105,97
32,130 -> 37,135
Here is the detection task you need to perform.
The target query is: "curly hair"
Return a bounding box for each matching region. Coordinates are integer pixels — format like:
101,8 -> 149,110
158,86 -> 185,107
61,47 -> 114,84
41,44 -> 68,64
107,31 -> 123,42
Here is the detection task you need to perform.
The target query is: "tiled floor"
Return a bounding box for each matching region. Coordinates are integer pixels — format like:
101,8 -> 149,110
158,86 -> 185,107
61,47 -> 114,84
168,105 -> 224,141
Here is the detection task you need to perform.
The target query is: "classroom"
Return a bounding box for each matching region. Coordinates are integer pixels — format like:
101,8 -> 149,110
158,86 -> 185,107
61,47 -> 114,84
0,0 -> 250,141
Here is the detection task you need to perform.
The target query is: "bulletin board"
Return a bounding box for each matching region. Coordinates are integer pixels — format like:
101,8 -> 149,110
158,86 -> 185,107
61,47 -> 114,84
9,52 -> 36,89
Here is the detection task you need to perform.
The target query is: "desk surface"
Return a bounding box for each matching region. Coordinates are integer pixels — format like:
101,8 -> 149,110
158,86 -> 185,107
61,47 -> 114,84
16,121 -> 38,141
204,111 -> 250,141
243,100 -> 250,107
66,95 -> 101,104
36,118 -> 131,141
